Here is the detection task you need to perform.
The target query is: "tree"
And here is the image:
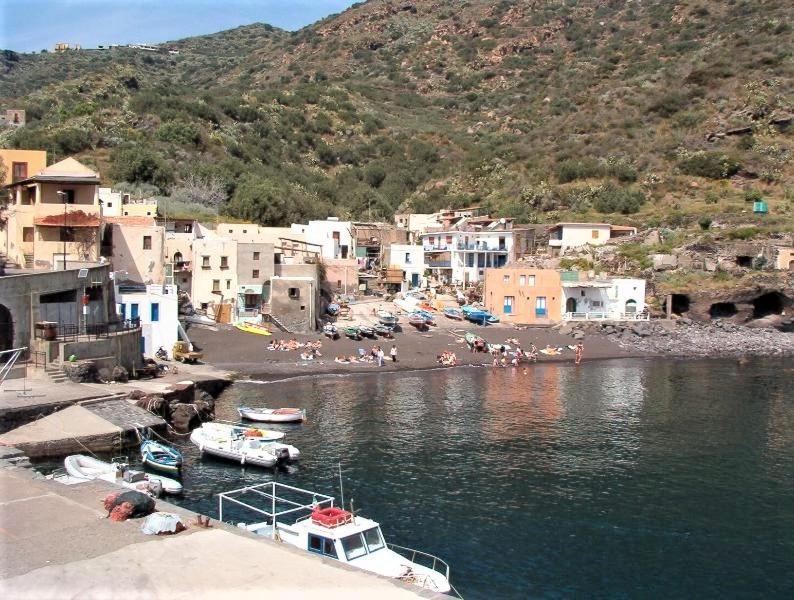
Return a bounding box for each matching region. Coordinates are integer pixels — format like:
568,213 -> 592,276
109,146 -> 173,191
224,174 -> 324,226
170,174 -> 227,209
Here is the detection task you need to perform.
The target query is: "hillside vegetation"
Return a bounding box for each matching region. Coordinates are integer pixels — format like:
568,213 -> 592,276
0,0 -> 791,229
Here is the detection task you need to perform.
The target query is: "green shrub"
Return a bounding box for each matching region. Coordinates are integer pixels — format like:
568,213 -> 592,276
698,216 -> 712,230
617,243 -> 652,269
678,152 -> 741,179
155,121 -> 201,146
556,158 -> 603,183
743,187 -> 763,202
109,146 -> 173,190
592,184 -> 647,214
726,227 -> 760,240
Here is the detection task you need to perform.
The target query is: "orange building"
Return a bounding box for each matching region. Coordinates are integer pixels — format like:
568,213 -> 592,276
483,267 -> 561,324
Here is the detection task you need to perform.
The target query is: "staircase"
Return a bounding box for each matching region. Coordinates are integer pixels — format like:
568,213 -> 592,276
23,253 -> 34,269
45,362 -> 68,384
262,313 -> 291,333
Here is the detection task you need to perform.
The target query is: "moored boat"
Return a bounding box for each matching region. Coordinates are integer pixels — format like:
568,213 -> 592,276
238,406 -> 306,423
443,307 -> 464,320
234,322 -> 272,336
63,454 -> 182,495
220,482 -> 455,595
189,422 -> 299,467
140,439 -> 183,475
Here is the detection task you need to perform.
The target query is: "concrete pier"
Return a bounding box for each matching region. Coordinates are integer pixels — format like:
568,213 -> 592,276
0,468 -> 434,599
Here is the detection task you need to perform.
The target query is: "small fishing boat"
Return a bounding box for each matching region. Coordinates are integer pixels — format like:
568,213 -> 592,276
408,314 -> 428,330
140,439 -> 183,475
443,307 -> 464,320
63,455 -> 182,495
418,302 -> 436,313
327,303 -> 340,316
374,324 -> 394,338
234,322 -> 272,336
190,422 -> 299,468
220,482 -> 455,595
323,323 -> 340,340
376,310 -> 398,326
464,310 -> 490,325
359,325 -> 377,338
238,406 -> 306,423
465,332 -> 487,352
344,326 -> 361,340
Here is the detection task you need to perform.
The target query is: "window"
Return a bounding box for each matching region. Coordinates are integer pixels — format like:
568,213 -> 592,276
151,303 -> 159,322
11,162 -> 27,182
60,190 -> 75,203
226,279 -> 231,290
243,229 -> 247,234
253,251 -> 260,260
252,269 -> 259,279
212,280 -> 220,292
220,256 -> 229,269
503,296 -> 514,314
528,275 -> 536,286
22,227 -> 34,242
308,535 -> 338,559
503,275 -> 510,284
535,296 -> 547,317
26,187 -> 35,204
519,275 -> 526,286
341,534 -> 367,561
591,230 -> 600,239
183,224 -> 192,233
592,300 -> 603,308
446,235 -> 453,245
288,287 -> 300,299
200,302 -> 208,310
363,528 -> 384,553
106,202 -> 112,208
59,227 -> 75,242
142,236 -> 152,250
405,252 -> 411,264
202,256 -> 210,269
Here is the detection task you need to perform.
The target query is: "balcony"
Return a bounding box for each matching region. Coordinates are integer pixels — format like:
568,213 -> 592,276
423,245 -> 450,252
174,260 -> 192,273
456,243 -> 508,252
427,260 -> 452,268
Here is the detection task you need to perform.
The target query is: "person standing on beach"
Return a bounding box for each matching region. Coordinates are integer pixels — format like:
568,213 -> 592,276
377,347 -> 385,367
575,341 -> 584,365
390,344 -> 398,362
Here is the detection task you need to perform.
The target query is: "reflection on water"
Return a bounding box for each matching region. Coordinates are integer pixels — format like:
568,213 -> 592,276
41,358 -> 794,598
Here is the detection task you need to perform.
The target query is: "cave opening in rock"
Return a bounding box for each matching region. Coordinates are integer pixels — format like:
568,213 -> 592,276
736,256 -> 753,268
709,302 -> 738,319
665,293 -> 690,315
752,292 -> 785,319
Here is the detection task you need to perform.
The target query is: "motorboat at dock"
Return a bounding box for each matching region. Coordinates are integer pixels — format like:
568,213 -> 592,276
218,481 -> 457,596
189,422 -> 299,468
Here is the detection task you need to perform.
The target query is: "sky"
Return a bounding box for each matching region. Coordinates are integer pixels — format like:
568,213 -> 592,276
0,0 -> 359,52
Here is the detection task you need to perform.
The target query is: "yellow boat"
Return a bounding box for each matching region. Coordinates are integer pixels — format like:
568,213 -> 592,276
234,322 -> 272,336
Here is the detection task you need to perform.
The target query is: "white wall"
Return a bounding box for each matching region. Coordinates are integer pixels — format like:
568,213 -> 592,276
117,284 -> 178,357
557,224 -> 612,248
389,244 -> 426,290
99,187 -> 122,216
296,219 -> 354,259
610,278 -> 646,314
563,278 -> 646,316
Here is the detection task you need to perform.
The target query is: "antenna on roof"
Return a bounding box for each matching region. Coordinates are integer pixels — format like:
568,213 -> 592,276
338,462 -> 345,509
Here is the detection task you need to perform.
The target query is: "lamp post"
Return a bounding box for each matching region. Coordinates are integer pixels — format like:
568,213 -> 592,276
57,190 -> 67,270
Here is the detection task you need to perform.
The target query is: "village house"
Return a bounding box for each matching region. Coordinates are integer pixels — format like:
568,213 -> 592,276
384,244 -> 426,292
99,187 -> 157,217
115,281 -> 178,357
483,267 -> 562,324
291,217 -> 354,259
1,155 -> 102,270
547,222 -> 637,255
101,216 -> 165,285
561,272 -> 647,321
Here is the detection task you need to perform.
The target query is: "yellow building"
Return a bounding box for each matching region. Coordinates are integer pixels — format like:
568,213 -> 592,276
483,267 -> 562,324
0,149 -> 48,186
2,157 -> 102,269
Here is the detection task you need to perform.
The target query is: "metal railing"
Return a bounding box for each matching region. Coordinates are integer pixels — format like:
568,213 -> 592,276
387,542 -> 451,590
34,318 -> 141,342
563,311 -> 650,321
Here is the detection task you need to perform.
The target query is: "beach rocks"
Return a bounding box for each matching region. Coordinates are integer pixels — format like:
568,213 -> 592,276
64,361 -> 98,383
112,366 -> 129,383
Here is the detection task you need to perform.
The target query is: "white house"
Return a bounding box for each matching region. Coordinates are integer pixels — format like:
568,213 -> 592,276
291,218 -> 354,260
561,276 -> 647,321
115,283 -> 179,356
386,244 -> 426,291
419,227 -> 513,286
547,223 -> 637,254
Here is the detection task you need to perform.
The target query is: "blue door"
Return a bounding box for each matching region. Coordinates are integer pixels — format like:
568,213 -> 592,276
151,303 -> 159,322
411,273 -> 419,287
119,304 -> 126,320
130,303 -> 139,319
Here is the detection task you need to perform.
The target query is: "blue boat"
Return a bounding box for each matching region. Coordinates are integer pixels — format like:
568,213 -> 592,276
141,439 -> 183,475
415,310 -> 435,324
443,307 -> 464,320
327,303 -> 340,316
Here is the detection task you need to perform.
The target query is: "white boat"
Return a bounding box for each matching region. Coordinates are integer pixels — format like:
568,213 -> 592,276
189,422 -> 300,468
219,482 -> 455,596
238,406 -> 306,423
376,310 -> 398,326
62,454 -> 183,495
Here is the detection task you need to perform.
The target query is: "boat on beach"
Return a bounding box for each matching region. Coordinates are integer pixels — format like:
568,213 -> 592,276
376,310 -> 398,326
374,324 -> 394,338
234,322 -> 272,336
443,307 -> 464,320
464,332 -> 487,352
359,325 -> 377,338
63,454 -> 183,495
238,406 -> 306,423
344,326 -> 362,340
140,439 -> 183,475
408,314 -> 428,330
219,482 -> 456,595
327,303 -> 340,316
323,323 -> 340,340
189,422 -> 299,467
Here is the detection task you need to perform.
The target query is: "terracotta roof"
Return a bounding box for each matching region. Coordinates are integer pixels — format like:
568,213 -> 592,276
34,210 -> 101,227
104,216 -> 156,226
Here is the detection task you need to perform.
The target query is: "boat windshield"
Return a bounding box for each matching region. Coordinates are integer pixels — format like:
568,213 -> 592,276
363,527 -> 385,553
341,533 -> 368,561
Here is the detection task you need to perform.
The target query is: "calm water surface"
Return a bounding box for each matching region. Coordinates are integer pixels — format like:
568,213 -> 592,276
67,359 -> 794,597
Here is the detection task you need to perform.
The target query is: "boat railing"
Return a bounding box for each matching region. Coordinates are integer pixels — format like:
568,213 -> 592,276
386,542 -> 451,585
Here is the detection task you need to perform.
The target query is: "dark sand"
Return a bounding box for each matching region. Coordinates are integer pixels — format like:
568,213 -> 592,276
187,322 -> 640,381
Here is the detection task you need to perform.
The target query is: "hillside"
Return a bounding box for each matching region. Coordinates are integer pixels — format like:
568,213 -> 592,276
0,0 -> 792,232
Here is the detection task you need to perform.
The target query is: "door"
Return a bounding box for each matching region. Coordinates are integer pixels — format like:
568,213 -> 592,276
130,303 -> 139,320
503,296 -> 514,314
411,273 -> 419,287
566,298 -> 577,313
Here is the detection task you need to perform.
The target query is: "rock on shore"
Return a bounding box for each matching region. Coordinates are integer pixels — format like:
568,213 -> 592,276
558,319 -> 794,358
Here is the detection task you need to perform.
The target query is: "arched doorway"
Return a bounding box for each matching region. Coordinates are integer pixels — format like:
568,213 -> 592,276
789,259 -> 794,272
625,299 -> 637,314
566,298 -> 577,313
0,304 -> 13,359
173,251 -> 183,264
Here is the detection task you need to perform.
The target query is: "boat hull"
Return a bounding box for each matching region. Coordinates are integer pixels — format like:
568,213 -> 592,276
234,323 -> 272,336
63,455 -> 182,495
238,407 -> 306,423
